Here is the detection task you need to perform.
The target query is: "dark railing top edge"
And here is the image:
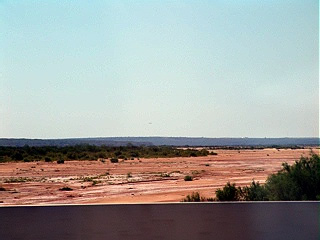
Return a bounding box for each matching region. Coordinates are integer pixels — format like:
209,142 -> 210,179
1,201 -> 319,208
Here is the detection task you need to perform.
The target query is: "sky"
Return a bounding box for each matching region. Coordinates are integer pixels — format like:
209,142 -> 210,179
0,0 -> 318,138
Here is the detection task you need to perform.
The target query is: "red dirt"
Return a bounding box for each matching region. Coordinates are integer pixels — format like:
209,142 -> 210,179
0,148 -> 318,205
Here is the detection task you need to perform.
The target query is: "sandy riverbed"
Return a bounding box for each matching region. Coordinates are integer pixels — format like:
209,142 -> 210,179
0,148 -> 318,205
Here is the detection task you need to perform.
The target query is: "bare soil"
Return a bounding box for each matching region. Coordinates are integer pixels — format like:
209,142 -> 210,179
0,148 -> 318,205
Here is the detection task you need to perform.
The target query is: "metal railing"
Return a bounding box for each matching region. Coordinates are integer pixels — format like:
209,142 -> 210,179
1,202 -> 319,240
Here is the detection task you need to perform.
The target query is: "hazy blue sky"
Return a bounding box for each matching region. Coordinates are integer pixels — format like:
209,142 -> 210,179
1,0 -> 318,138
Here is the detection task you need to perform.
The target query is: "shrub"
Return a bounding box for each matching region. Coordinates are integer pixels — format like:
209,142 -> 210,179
59,187 -> 73,191
57,159 -> 64,164
23,158 -> 31,162
239,180 -> 268,201
189,152 -> 197,157
265,154 -> 320,200
182,192 -> 206,202
44,157 -> 52,162
215,182 -> 240,201
92,180 -> 101,186
110,158 -> 119,163
182,192 -> 200,202
184,175 -> 193,181
214,154 -> 320,201
4,177 -> 29,183
82,177 -> 95,182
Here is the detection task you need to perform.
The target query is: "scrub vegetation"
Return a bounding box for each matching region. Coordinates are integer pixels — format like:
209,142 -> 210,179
0,145 -> 213,162
183,154 -> 320,201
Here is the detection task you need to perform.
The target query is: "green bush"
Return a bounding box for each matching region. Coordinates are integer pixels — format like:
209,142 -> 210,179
182,192 -> 203,202
215,154 -> 320,201
44,157 -> 52,162
57,159 -> 64,164
266,154 -> 320,200
59,187 -> 73,191
110,158 -> 119,163
92,180 -> 101,186
239,180 -> 268,201
4,177 -> 30,183
215,182 -> 240,201
184,175 -> 193,181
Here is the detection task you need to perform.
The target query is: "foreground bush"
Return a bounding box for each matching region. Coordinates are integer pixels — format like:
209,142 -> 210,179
240,181 -> 268,201
266,154 -> 320,200
215,182 -> 240,201
182,192 -> 206,202
214,154 -> 320,201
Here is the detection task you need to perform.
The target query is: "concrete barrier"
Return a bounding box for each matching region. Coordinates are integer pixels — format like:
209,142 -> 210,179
0,202 -> 319,240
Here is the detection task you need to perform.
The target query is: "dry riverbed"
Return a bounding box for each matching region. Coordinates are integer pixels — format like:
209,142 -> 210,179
0,148 -> 318,205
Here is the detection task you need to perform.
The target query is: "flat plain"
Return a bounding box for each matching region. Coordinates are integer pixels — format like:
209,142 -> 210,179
0,148 -> 318,205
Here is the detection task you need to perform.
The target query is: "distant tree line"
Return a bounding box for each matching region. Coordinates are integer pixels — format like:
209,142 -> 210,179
0,145 -> 213,162
206,145 -> 307,150
183,154 -> 320,202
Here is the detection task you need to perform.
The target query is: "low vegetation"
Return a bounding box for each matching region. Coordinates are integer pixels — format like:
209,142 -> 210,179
184,175 -> 193,181
57,159 -> 64,164
183,154 -> 320,202
4,177 -> 31,183
0,145 -> 211,162
182,192 -> 205,202
59,187 -> 73,191
207,145 -> 307,150
110,158 -> 119,163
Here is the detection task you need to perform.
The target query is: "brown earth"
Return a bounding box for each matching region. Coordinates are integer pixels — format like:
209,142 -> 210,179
0,148 -> 318,205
